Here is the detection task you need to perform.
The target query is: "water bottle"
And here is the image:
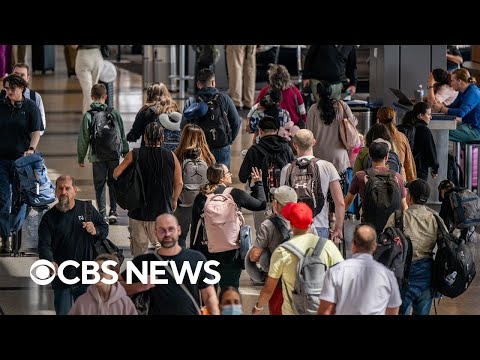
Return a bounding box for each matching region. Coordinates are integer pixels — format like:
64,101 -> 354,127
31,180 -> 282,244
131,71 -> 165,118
415,84 -> 424,103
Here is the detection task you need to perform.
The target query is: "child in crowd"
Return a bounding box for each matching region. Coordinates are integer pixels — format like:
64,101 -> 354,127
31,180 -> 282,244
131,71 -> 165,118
68,254 -> 138,315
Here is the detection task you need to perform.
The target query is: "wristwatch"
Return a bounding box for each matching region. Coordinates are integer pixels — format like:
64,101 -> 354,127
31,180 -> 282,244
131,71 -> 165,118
28,146 -> 35,152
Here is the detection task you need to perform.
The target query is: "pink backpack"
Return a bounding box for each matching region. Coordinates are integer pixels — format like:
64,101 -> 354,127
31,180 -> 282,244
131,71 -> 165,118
202,187 -> 244,253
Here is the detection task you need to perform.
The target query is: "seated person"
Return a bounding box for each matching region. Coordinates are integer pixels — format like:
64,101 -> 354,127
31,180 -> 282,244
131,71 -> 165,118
432,69 -> 480,143
426,69 -> 458,106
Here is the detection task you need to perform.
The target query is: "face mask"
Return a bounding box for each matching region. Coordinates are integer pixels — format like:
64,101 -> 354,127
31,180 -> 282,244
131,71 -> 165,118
221,304 -> 243,315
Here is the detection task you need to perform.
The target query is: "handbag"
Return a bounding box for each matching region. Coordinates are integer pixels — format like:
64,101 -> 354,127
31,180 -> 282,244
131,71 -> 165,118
84,201 -> 125,265
99,60 -> 117,83
113,148 -> 146,210
94,237 -> 125,266
338,101 -> 361,151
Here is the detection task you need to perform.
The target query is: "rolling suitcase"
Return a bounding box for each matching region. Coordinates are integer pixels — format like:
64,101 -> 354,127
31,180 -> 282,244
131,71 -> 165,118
32,45 -> 55,74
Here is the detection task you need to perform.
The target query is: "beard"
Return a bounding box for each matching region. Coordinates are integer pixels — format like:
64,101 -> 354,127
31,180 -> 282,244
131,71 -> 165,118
159,236 -> 178,248
57,196 -> 70,212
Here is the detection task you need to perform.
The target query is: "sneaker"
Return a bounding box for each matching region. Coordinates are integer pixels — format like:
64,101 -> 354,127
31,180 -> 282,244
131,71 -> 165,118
0,237 -> 9,254
108,210 -> 118,224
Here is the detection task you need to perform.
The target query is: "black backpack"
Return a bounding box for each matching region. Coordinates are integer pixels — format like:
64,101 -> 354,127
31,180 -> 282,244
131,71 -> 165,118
191,93 -> 232,149
88,107 -> 122,161
362,150 -> 402,175
374,210 -> 413,289
113,149 -> 147,210
432,214 -> 476,298
362,168 -> 402,234
255,145 -> 288,203
397,123 -> 417,151
285,157 -> 325,217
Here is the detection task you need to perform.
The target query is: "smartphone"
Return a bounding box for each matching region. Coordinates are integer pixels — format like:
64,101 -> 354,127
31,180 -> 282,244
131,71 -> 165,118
85,200 -> 93,222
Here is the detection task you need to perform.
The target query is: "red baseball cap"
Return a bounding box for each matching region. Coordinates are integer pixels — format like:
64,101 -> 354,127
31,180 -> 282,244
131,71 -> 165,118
281,202 -> 312,230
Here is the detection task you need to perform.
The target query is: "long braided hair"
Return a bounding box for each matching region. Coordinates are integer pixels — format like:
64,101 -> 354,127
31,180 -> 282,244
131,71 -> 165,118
143,122 -> 165,183
316,80 -> 336,125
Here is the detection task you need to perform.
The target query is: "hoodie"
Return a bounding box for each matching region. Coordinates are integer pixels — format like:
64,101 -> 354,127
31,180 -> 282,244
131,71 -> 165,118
68,282 -> 138,315
239,135 -> 294,196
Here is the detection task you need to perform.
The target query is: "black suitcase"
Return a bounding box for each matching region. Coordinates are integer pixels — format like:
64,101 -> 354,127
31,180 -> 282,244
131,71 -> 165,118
99,80 -> 114,108
32,45 -> 55,74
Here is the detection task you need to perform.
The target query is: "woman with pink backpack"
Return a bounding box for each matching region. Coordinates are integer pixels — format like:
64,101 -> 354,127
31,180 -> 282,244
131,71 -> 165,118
190,164 -> 266,290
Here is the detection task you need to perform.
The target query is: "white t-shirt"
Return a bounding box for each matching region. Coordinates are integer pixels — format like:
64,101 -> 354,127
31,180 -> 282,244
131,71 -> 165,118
280,155 -> 340,229
320,253 -> 402,315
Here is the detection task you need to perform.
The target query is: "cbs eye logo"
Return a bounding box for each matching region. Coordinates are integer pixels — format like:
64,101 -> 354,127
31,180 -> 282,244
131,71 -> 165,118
30,259 -> 56,285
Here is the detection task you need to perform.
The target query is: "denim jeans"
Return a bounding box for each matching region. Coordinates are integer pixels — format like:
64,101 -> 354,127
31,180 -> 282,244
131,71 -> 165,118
0,160 -> 16,238
211,145 -> 231,170
315,227 -> 330,239
449,123 -> 480,143
92,159 -> 119,217
53,284 -> 89,315
399,258 -> 433,315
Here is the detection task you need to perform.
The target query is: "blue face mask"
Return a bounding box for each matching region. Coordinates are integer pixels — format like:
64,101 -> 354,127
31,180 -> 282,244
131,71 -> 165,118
221,304 -> 243,315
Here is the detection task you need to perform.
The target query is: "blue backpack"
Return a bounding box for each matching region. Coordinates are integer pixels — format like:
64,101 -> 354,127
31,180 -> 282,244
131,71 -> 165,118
14,153 -> 56,207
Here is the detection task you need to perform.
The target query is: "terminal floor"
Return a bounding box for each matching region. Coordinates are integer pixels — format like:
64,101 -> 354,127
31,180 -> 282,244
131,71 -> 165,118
0,46 -> 479,315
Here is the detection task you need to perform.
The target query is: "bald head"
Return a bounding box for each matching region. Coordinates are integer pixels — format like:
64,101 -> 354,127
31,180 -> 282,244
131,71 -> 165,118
293,129 -> 316,152
155,213 -> 181,249
352,225 -> 377,253
156,213 -> 179,227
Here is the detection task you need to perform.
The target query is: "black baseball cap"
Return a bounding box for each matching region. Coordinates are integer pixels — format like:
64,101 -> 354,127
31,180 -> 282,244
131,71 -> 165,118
258,116 -> 279,130
406,179 -> 430,204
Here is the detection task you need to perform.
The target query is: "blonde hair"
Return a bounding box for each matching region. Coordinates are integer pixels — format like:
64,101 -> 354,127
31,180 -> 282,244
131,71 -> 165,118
174,124 -> 215,165
453,68 -> 477,84
141,82 -> 179,114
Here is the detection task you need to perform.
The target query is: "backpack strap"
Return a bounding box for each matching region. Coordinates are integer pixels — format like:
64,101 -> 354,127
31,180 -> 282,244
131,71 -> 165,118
394,210 -> 404,231
364,167 -> 374,183
280,237 -> 327,260
29,90 -> 37,102
432,213 -> 449,240
269,215 -> 291,243
222,186 -> 234,196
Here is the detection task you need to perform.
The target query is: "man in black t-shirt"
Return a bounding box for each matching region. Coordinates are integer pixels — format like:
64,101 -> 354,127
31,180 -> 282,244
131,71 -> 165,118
120,213 -> 220,315
0,74 -> 43,253
38,175 -> 109,315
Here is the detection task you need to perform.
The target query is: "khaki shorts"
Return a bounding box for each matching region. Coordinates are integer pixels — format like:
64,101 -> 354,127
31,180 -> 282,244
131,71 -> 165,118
128,218 -> 159,257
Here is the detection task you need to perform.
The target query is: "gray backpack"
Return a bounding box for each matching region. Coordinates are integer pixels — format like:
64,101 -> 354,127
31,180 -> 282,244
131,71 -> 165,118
179,157 -> 208,207
279,237 -> 327,315
449,188 -> 480,229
